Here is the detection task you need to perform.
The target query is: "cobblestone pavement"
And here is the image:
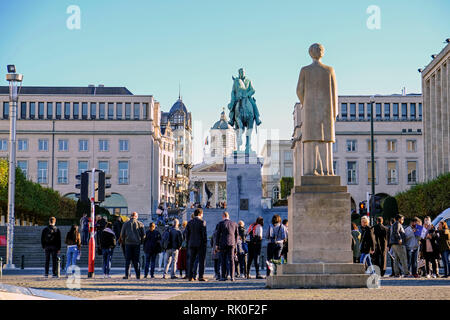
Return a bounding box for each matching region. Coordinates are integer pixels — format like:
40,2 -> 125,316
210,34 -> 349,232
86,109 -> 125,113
1,272 -> 450,300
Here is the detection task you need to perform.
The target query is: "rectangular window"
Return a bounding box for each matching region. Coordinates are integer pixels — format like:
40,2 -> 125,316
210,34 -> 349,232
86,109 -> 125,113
418,103 -> 422,120
118,161 -> 129,184
47,102 -> 53,119
18,139 -> 28,151
0,139 -> 8,151
99,103 -> 105,120
116,103 -> 122,119
407,161 -> 417,184
341,103 -> 347,119
73,102 -> 79,119
387,161 -> 398,184
99,139 -> 109,151
358,103 -> 365,119
38,139 -> 48,151
350,103 -> 356,120
29,102 -> 35,119
407,140 -> 417,152
333,160 -> 338,175
284,166 -> 293,177
58,139 -> 68,151
79,139 -> 88,152
134,103 -> 140,119
376,103 -> 382,120
387,140 -> 397,152
347,161 -> 357,185
346,139 -> 357,152
143,103 -> 148,119
108,103 -> 114,120
64,102 -> 70,119
98,161 -> 109,174
37,160 -> 48,184
284,151 -> 292,161
333,140 -> 338,153
17,160 -> 27,177
78,161 -> 88,175
367,139 -> 377,152
384,103 -> 390,119
38,102 -> 44,119
367,161 -> 377,184
367,103 -> 371,118
82,102 -> 88,119
393,103 -> 399,119
401,103 -> 407,119
3,102 -> 9,119
21,102 -> 27,119
119,139 -> 129,152
410,103 -> 416,119
125,103 -> 131,120
90,102 -> 96,119
57,161 -> 69,184
56,102 -> 62,119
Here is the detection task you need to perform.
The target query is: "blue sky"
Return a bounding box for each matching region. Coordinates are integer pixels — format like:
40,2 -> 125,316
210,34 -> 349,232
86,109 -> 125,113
0,0 -> 448,162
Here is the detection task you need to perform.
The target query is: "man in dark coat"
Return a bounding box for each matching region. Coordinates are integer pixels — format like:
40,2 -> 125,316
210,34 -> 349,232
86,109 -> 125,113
215,212 -> 239,281
186,208 -> 207,281
41,217 -> 62,278
373,216 -> 389,276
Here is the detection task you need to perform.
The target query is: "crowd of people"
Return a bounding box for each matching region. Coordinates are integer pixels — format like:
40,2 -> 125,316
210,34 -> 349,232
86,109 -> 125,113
40,209 -> 290,280
352,214 -> 450,278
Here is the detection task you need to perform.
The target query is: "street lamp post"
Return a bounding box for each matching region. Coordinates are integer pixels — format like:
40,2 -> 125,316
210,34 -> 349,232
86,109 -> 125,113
370,97 -> 375,226
5,65 -> 23,269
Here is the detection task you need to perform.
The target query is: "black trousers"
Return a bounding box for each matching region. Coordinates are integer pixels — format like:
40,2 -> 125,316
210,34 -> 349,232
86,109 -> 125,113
220,246 -> 235,280
44,247 -> 58,276
373,249 -> 387,276
125,244 -> 141,278
187,246 -> 206,279
247,242 -> 261,276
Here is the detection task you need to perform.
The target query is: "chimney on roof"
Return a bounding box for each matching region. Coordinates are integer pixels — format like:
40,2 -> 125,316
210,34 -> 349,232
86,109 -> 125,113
98,84 -> 104,87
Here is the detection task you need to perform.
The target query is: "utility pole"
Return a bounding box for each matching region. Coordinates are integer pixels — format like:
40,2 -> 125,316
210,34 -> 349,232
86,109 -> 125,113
370,97 -> 375,226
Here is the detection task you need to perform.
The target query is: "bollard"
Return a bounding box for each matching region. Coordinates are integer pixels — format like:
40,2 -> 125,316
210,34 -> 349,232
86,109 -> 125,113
21,255 -> 24,269
0,257 -> 3,279
57,257 -> 61,278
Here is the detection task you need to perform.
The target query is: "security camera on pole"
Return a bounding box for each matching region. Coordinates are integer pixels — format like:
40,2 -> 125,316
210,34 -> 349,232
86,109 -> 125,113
5,65 -> 23,270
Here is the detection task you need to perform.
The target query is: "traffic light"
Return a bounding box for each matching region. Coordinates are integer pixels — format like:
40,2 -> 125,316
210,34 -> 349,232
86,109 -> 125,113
75,171 -> 89,203
96,170 -> 112,202
359,201 -> 367,215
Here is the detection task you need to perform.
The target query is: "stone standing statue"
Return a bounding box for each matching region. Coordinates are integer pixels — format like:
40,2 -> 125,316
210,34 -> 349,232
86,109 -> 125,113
296,43 -> 338,176
228,68 -> 262,153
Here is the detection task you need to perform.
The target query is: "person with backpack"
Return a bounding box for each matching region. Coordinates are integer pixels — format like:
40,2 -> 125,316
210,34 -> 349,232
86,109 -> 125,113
119,212 -> 145,279
143,222 -> 162,278
265,214 -> 287,276
65,224 -> 81,276
236,220 -> 248,279
41,217 -> 62,278
246,216 -> 264,279
163,219 -> 183,279
100,222 -> 116,278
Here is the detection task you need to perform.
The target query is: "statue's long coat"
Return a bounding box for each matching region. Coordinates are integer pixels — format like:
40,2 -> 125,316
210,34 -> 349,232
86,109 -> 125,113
296,61 -> 338,142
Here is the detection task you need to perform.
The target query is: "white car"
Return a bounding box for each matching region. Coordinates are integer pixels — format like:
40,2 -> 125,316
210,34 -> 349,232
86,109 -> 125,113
431,208 -> 450,228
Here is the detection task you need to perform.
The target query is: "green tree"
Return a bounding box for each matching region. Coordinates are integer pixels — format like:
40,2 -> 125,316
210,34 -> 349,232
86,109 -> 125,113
382,196 -> 399,222
280,177 -> 294,199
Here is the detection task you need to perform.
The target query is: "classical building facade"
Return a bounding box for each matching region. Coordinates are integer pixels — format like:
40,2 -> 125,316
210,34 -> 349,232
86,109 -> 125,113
0,86 -> 160,221
421,41 -> 449,181
292,94 -> 424,211
190,109 -> 235,207
261,140 -> 293,202
159,122 -> 176,204
160,97 -> 192,207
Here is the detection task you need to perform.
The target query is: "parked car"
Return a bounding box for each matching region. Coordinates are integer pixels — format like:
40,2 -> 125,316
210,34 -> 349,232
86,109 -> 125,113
432,208 -> 450,228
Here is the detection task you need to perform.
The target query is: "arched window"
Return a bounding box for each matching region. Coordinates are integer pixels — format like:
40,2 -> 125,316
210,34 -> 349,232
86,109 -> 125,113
272,186 -> 280,201
222,134 -> 227,148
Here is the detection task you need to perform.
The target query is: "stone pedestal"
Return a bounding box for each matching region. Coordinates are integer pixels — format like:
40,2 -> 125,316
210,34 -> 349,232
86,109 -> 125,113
225,151 -> 263,222
266,176 -> 370,288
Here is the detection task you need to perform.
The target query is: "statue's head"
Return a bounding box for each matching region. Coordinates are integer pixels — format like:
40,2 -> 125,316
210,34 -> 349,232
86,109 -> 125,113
309,43 -> 324,61
238,68 -> 245,79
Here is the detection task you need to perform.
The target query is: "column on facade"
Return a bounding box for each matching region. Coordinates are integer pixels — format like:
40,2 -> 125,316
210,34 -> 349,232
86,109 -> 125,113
214,181 -> 219,208
430,75 -> 437,179
445,59 -> 450,173
202,181 -> 207,206
424,78 -> 431,180
436,68 -> 443,175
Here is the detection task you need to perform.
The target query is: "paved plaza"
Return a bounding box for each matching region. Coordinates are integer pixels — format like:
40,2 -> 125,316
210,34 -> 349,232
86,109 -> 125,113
1,269 -> 449,300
